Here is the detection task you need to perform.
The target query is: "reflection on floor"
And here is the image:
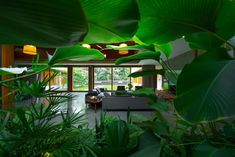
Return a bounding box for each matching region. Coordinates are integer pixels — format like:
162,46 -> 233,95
62,92 -> 155,128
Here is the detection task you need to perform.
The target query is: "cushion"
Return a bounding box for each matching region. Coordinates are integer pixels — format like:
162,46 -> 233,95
96,88 -> 101,94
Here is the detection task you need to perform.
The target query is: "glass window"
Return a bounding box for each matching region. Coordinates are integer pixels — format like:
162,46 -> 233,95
94,67 -> 112,90
113,67 -> 130,90
73,67 -> 89,91
40,69 -> 51,90
50,67 -> 68,91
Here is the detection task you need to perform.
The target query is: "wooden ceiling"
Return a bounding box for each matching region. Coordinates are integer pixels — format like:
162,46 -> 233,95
14,41 -> 137,62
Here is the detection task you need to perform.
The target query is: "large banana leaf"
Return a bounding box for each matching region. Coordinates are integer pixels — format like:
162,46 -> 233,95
216,0 -> 235,40
135,0 -> 235,49
0,0 -> 87,47
154,43 -> 173,58
185,32 -> 224,50
192,143 -> 235,157
81,0 -> 140,43
48,45 -> 104,65
115,51 -> 161,65
175,48 -> 235,123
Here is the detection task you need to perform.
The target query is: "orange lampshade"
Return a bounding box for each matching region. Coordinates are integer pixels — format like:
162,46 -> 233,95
118,43 -> 128,55
23,45 -> 37,55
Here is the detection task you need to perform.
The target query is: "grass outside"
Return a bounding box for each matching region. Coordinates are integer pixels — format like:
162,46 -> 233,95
72,84 -> 143,91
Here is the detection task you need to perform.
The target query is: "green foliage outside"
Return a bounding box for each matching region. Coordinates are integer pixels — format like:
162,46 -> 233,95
73,68 -> 88,90
94,68 -> 111,81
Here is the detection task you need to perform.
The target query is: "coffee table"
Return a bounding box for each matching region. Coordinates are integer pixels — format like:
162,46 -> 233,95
86,98 -> 102,112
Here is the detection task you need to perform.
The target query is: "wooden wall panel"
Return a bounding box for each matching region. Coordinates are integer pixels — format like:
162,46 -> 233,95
1,45 -> 14,110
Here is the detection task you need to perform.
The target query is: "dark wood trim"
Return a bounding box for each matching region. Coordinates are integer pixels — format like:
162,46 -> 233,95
1,45 -> 15,110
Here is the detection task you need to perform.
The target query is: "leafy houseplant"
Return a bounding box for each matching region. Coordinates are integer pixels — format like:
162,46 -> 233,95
1,0 -> 235,156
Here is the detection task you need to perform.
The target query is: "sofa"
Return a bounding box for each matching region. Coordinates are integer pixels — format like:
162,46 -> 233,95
85,88 -> 110,104
102,96 -> 152,111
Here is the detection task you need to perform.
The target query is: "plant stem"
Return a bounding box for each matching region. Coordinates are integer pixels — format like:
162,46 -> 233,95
160,59 -> 178,82
200,123 -> 208,139
172,141 -> 203,147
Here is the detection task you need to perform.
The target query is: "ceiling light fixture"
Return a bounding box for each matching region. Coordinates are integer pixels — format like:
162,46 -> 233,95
118,43 -> 128,55
82,44 -> 91,49
23,45 -> 37,55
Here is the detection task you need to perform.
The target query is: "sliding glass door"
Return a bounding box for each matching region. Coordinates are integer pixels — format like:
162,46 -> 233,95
73,67 -> 89,91
113,67 -> 130,90
94,66 -> 142,91
40,66 -> 142,92
94,67 -> 112,90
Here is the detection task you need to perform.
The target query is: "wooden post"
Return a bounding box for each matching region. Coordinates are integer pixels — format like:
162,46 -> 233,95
68,66 -> 73,92
1,45 -> 14,110
142,65 -> 157,89
89,66 -> 94,91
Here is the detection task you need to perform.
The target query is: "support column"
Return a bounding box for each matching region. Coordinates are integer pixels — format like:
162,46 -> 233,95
68,66 -> 73,92
1,45 -> 15,110
142,65 -> 157,89
88,66 -> 94,91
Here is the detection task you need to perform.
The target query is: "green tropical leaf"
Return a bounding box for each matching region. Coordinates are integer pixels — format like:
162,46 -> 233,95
154,43 -> 173,58
94,120 -> 137,157
185,32 -> 224,50
192,143 -> 235,157
216,0 -> 235,41
129,130 -> 161,157
0,67 -> 27,75
133,88 -> 157,103
0,0 -> 87,47
137,121 -> 170,136
105,120 -> 129,147
135,0 -> 235,49
81,0 -> 140,43
48,45 -> 105,65
115,51 -> 161,65
130,144 -> 160,157
149,102 -> 169,112
175,48 -> 235,123
128,69 -> 165,78
132,88 -> 156,97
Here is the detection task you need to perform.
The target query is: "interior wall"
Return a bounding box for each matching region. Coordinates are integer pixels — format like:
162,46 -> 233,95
166,50 -> 195,70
